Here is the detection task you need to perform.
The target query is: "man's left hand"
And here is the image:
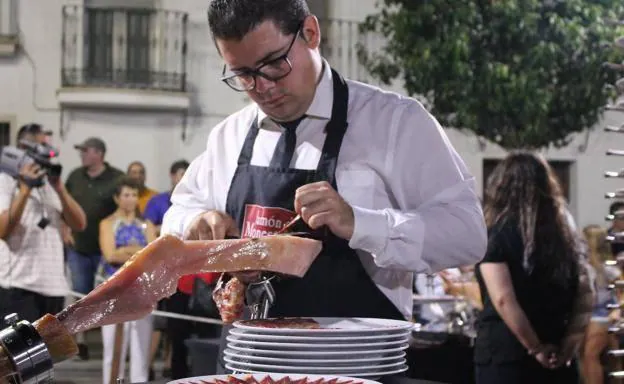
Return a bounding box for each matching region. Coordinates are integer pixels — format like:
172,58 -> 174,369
294,181 -> 354,240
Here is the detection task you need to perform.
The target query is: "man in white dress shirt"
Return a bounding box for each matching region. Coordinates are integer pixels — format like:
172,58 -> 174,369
161,0 -> 486,322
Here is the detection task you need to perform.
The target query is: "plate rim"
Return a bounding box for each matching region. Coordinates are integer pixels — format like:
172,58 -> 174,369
223,355 -> 405,371
226,343 -> 410,356
229,328 -> 411,341
226,335 -> 408,349
232,317 -> 414,334
223,363 -> 409,378
223,348 -> 406,364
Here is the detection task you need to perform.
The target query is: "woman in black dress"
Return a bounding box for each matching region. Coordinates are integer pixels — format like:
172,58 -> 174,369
474,152 -> 589,383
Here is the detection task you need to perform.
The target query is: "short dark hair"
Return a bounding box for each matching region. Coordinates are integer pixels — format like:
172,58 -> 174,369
170,160 -> 189,175
610,201 -> 624,215
17,123 -> 50,141
127,161 -> 145,173
114,176 -> 140,196
207,0 -> 310,41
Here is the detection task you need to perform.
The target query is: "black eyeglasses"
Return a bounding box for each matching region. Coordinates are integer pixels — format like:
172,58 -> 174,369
220,27 -> 301,92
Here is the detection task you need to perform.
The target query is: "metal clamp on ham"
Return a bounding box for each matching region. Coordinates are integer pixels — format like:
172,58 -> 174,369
0,314 -> 53,384
246,275 -> 277,320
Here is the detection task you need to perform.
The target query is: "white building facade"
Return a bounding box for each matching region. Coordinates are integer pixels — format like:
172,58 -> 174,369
0,0 -> 623,230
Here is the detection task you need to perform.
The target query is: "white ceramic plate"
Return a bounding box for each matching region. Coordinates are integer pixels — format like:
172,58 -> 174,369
224,363 -> 409,378
168,373 -> 382,384
224,355 -> 405,372
226,343 -> 409,357
229,328 -> 411,342
226,335 -> 407,350
232,318 -> 413,335
223,348 -> 406,365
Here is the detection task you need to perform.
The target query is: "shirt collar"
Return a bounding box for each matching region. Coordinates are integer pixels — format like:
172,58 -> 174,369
257,59 -> 333,128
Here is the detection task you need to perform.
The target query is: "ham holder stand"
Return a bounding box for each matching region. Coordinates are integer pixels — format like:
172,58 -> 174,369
0,313 -> 54,384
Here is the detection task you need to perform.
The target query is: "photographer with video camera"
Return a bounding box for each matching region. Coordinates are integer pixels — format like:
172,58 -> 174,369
0,123 -> 86,322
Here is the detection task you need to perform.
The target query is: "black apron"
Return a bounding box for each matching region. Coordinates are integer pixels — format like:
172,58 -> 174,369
224,68 -> 403,320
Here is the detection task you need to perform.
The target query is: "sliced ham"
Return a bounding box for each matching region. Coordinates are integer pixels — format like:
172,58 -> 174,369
57,234 -> 322,334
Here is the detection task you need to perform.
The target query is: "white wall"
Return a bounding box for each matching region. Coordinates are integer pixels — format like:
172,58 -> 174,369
1,0 -> 623,230
445,109 -> 624,228
0,0 -> 249,191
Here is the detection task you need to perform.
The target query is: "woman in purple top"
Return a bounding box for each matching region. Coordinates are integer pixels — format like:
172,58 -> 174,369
144,160 -> 189,234
99,177 -> 157,384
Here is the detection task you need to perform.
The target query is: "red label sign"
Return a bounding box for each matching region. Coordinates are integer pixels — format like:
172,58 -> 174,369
241,204 -> 297,238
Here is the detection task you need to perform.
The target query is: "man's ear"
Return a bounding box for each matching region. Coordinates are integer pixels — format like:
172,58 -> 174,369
300,15 -> 321,49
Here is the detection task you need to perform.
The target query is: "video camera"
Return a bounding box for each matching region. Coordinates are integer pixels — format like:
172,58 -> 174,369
0,140 -> 62,187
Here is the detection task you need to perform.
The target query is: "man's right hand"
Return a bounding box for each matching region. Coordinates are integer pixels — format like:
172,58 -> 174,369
184,210 -> 240,240
18,163 -> 45,190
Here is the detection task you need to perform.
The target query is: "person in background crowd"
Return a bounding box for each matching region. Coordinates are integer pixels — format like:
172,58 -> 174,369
414,269 -> 463,328
144,160 -> 190,234
99,177 -> 156,384
143,159 -> 189,380
581,225 -> 621,384
440,267 -> 483,311
127,161 -> 157,215
474,152 -> 592,384
0,124 -> 86,322
15,122 -> 53,144
65,137 -> 124,359
608,201 -> 624,257
145,159 -> 219,379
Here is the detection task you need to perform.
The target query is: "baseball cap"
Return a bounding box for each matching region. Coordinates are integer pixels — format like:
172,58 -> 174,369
74,137 -> 107,153
17,123 -> 53,139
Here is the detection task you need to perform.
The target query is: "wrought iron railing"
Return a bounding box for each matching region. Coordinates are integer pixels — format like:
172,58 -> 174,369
61,5 -> 188,92
0,0 -> 18,39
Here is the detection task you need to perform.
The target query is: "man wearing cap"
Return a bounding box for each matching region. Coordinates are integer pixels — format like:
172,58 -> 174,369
65,137 -> 123,357
65,137 -> 124,293
64,137 -> 124,356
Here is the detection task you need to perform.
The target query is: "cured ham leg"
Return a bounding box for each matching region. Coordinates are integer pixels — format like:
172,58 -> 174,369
57,234 -> 321,334
0,234 -> 320,382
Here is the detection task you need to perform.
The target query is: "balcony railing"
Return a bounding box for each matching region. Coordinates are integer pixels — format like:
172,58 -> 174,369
319,18 -> 384,84
0,0 -> 18,39
61,5 -> 188,92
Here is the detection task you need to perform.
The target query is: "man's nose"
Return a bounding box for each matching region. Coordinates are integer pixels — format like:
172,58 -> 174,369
254,76 -> 276,94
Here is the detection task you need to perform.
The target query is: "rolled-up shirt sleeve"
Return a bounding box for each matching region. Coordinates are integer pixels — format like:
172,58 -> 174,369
349,102 -> 487,273
161,151 -> 215,237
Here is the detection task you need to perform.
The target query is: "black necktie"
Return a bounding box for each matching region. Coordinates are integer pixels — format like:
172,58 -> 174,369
270,115 -> 306,168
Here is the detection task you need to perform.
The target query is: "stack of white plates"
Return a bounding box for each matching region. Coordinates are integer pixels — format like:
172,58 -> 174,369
224,317 -> 412,378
